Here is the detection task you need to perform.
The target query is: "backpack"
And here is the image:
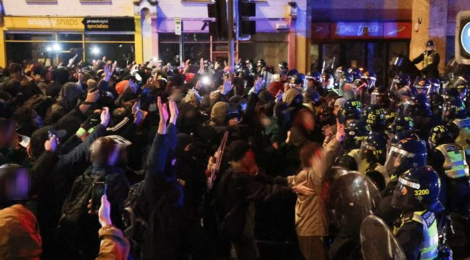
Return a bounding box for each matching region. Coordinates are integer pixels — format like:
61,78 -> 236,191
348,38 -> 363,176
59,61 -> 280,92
55,168 -> 104,249
123,181 -> 148,254
123,178 -> 183,259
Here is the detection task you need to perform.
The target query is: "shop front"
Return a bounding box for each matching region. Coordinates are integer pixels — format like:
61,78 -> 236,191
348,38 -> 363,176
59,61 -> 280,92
310,22 -> 412,86
0,16 -> 143,68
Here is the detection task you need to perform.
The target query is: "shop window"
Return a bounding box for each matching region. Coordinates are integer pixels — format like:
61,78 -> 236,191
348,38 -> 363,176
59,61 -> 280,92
159,33 -> 210,43
158,43 -> 180,65
6,33 -> 55,41
367,42 -> 385,85
237,33 -> 289,67
58,33 -> 83,41
322,44 -> 340,68
85,34 -> 135,42
310,44 -> 320,71
85,43 -> 135,63
345,42 -> 365,69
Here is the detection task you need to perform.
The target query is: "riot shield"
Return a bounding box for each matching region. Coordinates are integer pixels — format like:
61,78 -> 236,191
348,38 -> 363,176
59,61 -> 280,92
360,215 -> 406,260
329,172 -> 382,236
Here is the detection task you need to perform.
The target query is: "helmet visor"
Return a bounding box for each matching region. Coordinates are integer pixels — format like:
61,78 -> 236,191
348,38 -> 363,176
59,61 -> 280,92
391,177 -> 420,209
384,146 -> 414,175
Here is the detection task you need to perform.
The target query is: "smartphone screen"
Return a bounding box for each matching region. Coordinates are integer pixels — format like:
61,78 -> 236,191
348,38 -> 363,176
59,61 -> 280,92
91,182 -> 107,213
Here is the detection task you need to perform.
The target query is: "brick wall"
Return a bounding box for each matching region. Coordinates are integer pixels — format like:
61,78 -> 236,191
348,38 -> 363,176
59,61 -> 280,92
2,0 -> 134,17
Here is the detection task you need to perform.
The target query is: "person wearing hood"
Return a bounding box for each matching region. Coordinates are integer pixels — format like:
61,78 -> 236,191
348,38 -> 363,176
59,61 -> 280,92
287,123 -> 344,260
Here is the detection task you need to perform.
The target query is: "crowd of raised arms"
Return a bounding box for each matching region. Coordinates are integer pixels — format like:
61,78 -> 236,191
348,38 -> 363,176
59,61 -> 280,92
1,41 -> 470,260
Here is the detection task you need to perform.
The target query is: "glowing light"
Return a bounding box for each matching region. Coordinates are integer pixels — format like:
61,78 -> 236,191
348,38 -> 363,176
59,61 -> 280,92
91,47 -> 100,55
202,76 -> 211,85
52,43 -> 61,51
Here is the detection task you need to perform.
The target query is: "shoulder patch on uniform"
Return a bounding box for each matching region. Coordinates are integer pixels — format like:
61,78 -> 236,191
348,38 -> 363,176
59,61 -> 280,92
422,211 -> 435,227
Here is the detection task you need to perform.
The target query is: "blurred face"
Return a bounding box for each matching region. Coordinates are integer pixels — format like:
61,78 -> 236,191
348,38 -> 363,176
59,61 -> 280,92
241,150 -> 258,176
426,45 -> 434,52
302,112 -> 315,131
322,78 -> 331,88
0,124 -> 15,148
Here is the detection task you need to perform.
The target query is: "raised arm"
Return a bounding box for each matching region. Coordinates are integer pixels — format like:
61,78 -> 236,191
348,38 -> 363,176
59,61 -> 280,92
146,97 -> 171,176
55,107 -> 110,173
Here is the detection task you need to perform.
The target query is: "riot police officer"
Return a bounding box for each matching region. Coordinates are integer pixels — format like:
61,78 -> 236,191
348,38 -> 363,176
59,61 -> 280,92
414,78 -> 431,96
408,94 -> 443,141
428,125 -> 470,218
377,138 -> 428,225
371,86 -> 390,109
412,40 -> 441,78
364,104 -> 386,132
390,116 -> 414,135
391,166 -> 442,260
278,61 -> 288,74
390,74 -> 412,104
361,132 -> 389,190
334,119 -> 369,171
362,71 -> 377,89
337,99 -> 362,125
442,89 -> 470,156
321,73 -> 335,96
289,74 -> 305,92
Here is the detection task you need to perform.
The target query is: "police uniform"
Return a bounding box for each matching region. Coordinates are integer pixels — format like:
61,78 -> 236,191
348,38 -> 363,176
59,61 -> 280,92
393,210 -> 439,260
412,50 -> 440,78
433,143 -> 470,217
452,118 -> 470,156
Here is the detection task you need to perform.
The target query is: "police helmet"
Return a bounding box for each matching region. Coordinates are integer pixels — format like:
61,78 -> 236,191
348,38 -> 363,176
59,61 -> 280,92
392,166 -> 443,213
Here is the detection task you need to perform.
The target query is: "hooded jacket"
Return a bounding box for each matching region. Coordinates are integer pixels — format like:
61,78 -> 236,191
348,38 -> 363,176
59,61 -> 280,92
0,204 -> 42,260
287,138 -> 340,236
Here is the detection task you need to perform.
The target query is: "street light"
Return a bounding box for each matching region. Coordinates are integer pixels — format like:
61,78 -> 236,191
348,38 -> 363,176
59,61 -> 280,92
46,46 -> 52,52
91,46 -> 100,56
52,43 -> 61,52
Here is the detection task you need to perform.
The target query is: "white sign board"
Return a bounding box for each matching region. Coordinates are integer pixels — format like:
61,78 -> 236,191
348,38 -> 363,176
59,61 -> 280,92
175,17 -> 182,36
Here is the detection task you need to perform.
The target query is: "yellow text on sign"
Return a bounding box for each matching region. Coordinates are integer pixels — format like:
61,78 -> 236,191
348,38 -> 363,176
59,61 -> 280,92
3,17 -> 85,30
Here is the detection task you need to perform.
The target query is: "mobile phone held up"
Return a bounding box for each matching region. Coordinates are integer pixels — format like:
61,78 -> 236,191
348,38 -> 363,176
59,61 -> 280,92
91,182 -> 107,213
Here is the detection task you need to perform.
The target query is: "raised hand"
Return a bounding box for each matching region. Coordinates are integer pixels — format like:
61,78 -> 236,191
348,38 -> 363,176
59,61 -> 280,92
253,77 -> 264,94
45,134 -> 58,152
169,101 -> 179,125
100,107 -> 110,127
85,89 -> 100,103
336,121 -> 345,142
158,96 -> 169,125
222,78 -> 233,95
98,195 -> 112,227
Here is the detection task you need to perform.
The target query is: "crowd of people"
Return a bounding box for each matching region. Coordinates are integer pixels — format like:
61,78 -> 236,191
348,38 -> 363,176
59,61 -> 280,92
0,40 -> 469,260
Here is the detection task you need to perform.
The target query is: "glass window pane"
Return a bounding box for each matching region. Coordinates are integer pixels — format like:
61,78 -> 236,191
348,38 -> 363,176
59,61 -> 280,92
238,42 -> 288,67
6,42 -> 50,64
345,42 -> 365,68
5,33 -> 55,41
322,44 -> 340,66
184,44 -> 210,62
85,43 -> 134,63
58,33 -> 83,41
310,44 -> 320,71
159,33 -> 180,43
367,42 -> 386,86
158,43 -> 179,65
183,33 -> 210,42
85,34 -> 134,42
